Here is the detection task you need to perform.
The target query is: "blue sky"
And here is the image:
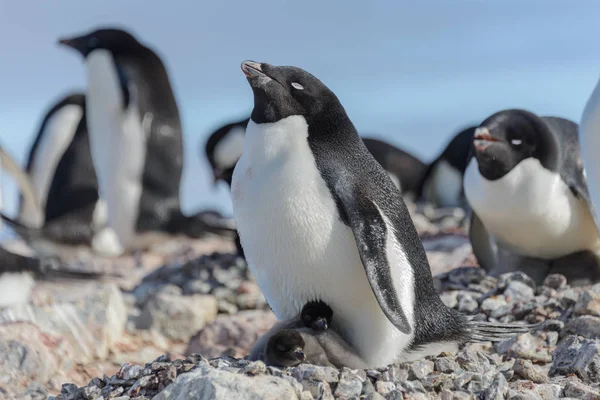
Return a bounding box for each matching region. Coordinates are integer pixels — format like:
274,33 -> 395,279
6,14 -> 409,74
1,1 -> 600,216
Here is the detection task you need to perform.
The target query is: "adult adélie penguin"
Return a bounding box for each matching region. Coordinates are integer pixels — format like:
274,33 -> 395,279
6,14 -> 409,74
58,27 -> 235,252
232,60 -> 531,367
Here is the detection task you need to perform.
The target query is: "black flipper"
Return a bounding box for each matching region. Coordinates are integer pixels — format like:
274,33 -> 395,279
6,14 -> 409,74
335,188 -> 411,335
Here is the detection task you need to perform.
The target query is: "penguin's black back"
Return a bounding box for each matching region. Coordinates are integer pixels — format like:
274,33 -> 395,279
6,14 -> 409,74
362,138 -> 428,195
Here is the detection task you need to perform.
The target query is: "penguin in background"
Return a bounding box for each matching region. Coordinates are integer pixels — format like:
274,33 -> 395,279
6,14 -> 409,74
580,74 -> 600,227
0,145 -> 109,308
58,27 -> 235,253
233,61 -> 530,368
463,109 -> 600,284
416,126 -> 476,208
1,93 -> 123,258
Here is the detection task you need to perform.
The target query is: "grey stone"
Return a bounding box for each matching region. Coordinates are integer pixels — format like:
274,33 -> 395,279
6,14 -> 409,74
504,281 -> 535,302
300,380 -> 334,400
239,360 -> 267,376
480,373 -> 507,400
457,294 -> 478,314
153,364 -> 301,399
375,380 -> 396,395
480,296 -> 507,313
363,392 -> 385,400
534,384 -> 562,400
334,369 -> 363,398
434,357 -> 459,373
575,290 -> 600,317
137,292 -> 217,341
440,291 -> 458,309
182,279 -> 212,295
562,315 -> 600,339
563,381 -> 600,400
499,272 -> 536,290
291,364 -> 339,383
572,340 -> 600,383
407,360 -> 434,380
512,359 -> 547,383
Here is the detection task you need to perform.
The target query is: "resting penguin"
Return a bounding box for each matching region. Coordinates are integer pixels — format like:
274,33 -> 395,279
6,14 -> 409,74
233,61 -> 530,368
58,28 -> 235,252
1,94 -> 123,258
417,126 -> 476,208
463,109 -> 600,284
580,74 -> 600,226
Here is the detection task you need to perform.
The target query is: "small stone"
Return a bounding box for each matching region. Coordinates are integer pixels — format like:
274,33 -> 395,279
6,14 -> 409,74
440,292 -> 458,308
240,360 -> 267,376
182,279 -> 212,295
504,281 -> 535,302
407,360 -> 434,380
434,357 -> 459,373
137,292 -> 217,341
291,364 -> 339,383
453,372 -> 474,389
561,288 -> 581,307
537,319 -> 564,332
334,370 -> 363,398
562,315 -> 600,339
480,296 -> 508,313
499,272 -> 536,289
563,381 -> 600,400
457,294 -> 478,314
575,290 -> 600,317
363,393 -> 385,400
82,385 -> 102,399
543,274 -> 567,289
481,373 -> 508,400
456,349 -> 483,372
512,359 -> 547,383
218,300 -> 238,315
534,384 -> 562,400
375,381 -> 396,395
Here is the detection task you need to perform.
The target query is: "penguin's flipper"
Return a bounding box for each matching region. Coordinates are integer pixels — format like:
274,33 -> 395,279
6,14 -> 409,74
335,191 -> 412,335
468,211 -> 498,272
0,146 -> 42,221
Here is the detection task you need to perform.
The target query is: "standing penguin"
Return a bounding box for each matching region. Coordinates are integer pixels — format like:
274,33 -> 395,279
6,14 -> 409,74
58,28 -> 235,252
233,61 -> 529,367
416,126 -> 476,208
463,110 -> 600,283
580,75 -> 600,226
1,93 -> 123,257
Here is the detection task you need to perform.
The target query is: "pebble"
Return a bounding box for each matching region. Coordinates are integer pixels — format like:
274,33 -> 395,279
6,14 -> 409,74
512,359 -> 547,383
562,315 -> 600,339
504,281 -> 535,302
457,293 -> 478,314
543,274 -> 567,289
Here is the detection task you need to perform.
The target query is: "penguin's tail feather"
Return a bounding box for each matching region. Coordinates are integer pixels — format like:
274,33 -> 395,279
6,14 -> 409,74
466,318 -> 538,342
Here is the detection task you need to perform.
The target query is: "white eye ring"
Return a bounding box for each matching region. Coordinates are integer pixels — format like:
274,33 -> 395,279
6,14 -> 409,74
511,139 -> 522,145
291,82 -> 304,90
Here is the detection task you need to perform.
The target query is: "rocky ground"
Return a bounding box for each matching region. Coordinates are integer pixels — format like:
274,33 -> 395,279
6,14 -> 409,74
1,204 -> 599,399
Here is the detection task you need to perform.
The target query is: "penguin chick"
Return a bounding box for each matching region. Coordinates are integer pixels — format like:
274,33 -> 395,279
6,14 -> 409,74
301,300 -> 333,331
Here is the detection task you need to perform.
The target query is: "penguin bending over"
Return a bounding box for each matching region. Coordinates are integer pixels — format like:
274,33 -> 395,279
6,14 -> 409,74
463,110 -> 600,284
58,28 -> 235,252
233,61 -> 531,367
0,147 -> 110,308
1,93 -> 122,258
417,126 -> 476,208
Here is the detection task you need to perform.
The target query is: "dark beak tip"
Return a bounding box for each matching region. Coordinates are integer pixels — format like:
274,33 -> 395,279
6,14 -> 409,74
293,350 -> 306,361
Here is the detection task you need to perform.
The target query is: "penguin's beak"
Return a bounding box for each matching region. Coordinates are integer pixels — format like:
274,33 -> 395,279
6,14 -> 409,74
293,349 -> 306,362
313,317 -> 329,331
58,37 -> 77,49
473,127 -> 500,152
241,61 -> 266,78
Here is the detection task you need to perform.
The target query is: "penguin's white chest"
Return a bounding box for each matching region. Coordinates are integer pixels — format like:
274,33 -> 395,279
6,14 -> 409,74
85,50 -> 145,249
464,158 -> 599,258
231,116 -> 410,367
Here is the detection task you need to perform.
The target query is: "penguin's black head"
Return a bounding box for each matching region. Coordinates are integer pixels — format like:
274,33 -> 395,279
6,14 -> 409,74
301,301 -> 333,331
266,330 -> 306,367
472,110 -> 555,180
204,118 -> 249,187
241,61 -> 344,125
58,28 -> 142,58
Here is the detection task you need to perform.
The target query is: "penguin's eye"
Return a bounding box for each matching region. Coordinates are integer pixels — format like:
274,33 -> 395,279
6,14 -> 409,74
88,37 -> 99,48
510,139 -> 522,146
276,343 -> 287,352
291,82 -> 304,90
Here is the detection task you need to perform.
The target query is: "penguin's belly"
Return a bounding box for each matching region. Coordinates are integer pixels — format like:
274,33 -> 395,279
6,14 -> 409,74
86,50 -> 145,249
232,148 -> 407,367
464,158 -> 600,259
